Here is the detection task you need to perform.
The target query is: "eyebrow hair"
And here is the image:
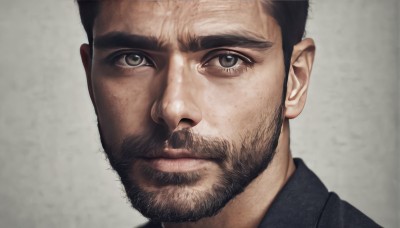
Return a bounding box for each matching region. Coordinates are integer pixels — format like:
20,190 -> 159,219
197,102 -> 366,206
181,34 -> 274,52
93,32 -> 273,53
93,32 -> 167,51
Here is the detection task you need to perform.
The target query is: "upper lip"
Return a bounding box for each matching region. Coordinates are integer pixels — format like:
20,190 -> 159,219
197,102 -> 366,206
142,148 -> 206,160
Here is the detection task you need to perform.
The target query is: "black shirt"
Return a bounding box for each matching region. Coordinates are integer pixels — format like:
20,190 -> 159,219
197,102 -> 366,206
139,159 -> 381,228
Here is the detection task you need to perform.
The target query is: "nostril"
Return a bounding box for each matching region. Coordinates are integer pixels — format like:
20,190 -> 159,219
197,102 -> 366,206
179,118 -> 196,127
181,118 -> 194,124
150,96 -> 202,131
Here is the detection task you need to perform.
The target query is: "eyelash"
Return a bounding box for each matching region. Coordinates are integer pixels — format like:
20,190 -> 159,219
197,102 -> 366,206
202,50 -> 254,75
108,51 -> 155,69
107,49 -> 254,76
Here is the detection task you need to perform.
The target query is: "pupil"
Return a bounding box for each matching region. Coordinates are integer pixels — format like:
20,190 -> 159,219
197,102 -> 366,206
126,54 -> 143,66
220,55 -> 237,67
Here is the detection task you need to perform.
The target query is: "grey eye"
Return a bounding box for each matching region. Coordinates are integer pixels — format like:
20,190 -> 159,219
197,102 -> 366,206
219,55 -> 238,68
125,53 -> 145,66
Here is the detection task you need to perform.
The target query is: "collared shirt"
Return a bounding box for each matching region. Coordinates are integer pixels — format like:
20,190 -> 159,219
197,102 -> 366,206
139,159 -> 381,228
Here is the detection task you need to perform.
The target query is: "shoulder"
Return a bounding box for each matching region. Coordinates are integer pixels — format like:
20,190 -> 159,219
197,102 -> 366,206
259,159 -> 382,228
317,192 -> 381,228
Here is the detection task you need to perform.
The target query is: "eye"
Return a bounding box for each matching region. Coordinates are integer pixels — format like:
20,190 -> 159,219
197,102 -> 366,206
219,54 -> 239,68
204,52 -> 250,70
125,53 -> 146,66
201,50 -> 253,77
111,51 -> 154,68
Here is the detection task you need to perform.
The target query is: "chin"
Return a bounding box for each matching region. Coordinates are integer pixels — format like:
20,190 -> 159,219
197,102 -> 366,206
126,178 -> 231,222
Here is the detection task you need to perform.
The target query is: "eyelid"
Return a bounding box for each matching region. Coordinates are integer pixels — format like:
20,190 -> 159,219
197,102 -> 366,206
198,49 -> 255,77
201,49 -> 254,66
106,50 -> 156,68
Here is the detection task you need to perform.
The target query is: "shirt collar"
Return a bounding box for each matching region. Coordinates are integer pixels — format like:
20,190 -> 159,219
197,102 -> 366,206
258,158 -> 330,228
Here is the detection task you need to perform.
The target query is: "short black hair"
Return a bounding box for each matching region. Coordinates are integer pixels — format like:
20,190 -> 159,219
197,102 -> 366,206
76,0 -> 309,77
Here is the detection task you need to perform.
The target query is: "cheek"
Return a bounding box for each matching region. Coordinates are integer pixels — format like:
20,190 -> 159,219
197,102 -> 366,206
200,56 -> 285,140
91,72 -> 157,145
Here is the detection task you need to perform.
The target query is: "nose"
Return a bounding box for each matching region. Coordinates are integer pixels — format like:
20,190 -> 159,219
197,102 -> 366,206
151,54 -> 202,131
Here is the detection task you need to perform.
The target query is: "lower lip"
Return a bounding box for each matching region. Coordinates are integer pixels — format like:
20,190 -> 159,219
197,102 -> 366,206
143,158 -> 210,172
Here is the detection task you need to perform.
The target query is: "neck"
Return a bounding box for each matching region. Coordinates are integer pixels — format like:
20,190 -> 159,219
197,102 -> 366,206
163,120 -> 295,228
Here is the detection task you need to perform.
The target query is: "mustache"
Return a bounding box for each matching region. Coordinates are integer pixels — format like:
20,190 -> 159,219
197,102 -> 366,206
110,127 -> 230,169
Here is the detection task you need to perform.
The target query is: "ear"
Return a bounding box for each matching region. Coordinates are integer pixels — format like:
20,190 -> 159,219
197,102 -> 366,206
80,44 -> 97,114
284,38 -> 315,119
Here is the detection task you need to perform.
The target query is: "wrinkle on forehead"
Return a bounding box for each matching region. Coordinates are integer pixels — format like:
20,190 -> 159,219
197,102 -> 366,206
95,0 -> 280,47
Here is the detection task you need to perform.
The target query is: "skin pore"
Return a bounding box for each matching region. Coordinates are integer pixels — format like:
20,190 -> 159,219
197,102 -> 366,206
80,0 -> 315,227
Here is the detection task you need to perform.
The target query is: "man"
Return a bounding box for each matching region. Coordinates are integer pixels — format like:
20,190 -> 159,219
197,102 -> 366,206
77,0 -> 380,227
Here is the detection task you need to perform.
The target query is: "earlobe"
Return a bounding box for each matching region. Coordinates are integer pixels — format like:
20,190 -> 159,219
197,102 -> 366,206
80,44 -> 97,113
284,38 -> 315,119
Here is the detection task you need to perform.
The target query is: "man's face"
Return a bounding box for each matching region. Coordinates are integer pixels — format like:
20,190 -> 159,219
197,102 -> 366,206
87,0 -> 286,222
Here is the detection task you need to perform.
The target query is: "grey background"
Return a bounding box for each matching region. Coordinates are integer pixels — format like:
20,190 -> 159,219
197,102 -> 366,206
0,0 -> 398,227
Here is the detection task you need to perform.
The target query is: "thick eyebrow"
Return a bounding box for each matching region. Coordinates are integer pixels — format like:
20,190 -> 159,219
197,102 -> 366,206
93,32 -> 273,53
93,32 -> 167,51
180,34 -> 274,52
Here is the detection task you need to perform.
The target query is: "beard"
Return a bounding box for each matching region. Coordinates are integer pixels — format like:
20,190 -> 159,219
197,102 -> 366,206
98,103 -> 284,223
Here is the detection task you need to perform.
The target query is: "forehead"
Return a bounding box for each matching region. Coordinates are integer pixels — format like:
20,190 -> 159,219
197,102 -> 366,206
94,0 -> 279,45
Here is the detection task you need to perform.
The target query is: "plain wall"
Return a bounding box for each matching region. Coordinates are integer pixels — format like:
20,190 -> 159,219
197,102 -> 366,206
0,0 -> 398,227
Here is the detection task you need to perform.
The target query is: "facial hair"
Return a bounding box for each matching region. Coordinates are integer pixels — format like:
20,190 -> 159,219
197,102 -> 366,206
98,104 -> 284,223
